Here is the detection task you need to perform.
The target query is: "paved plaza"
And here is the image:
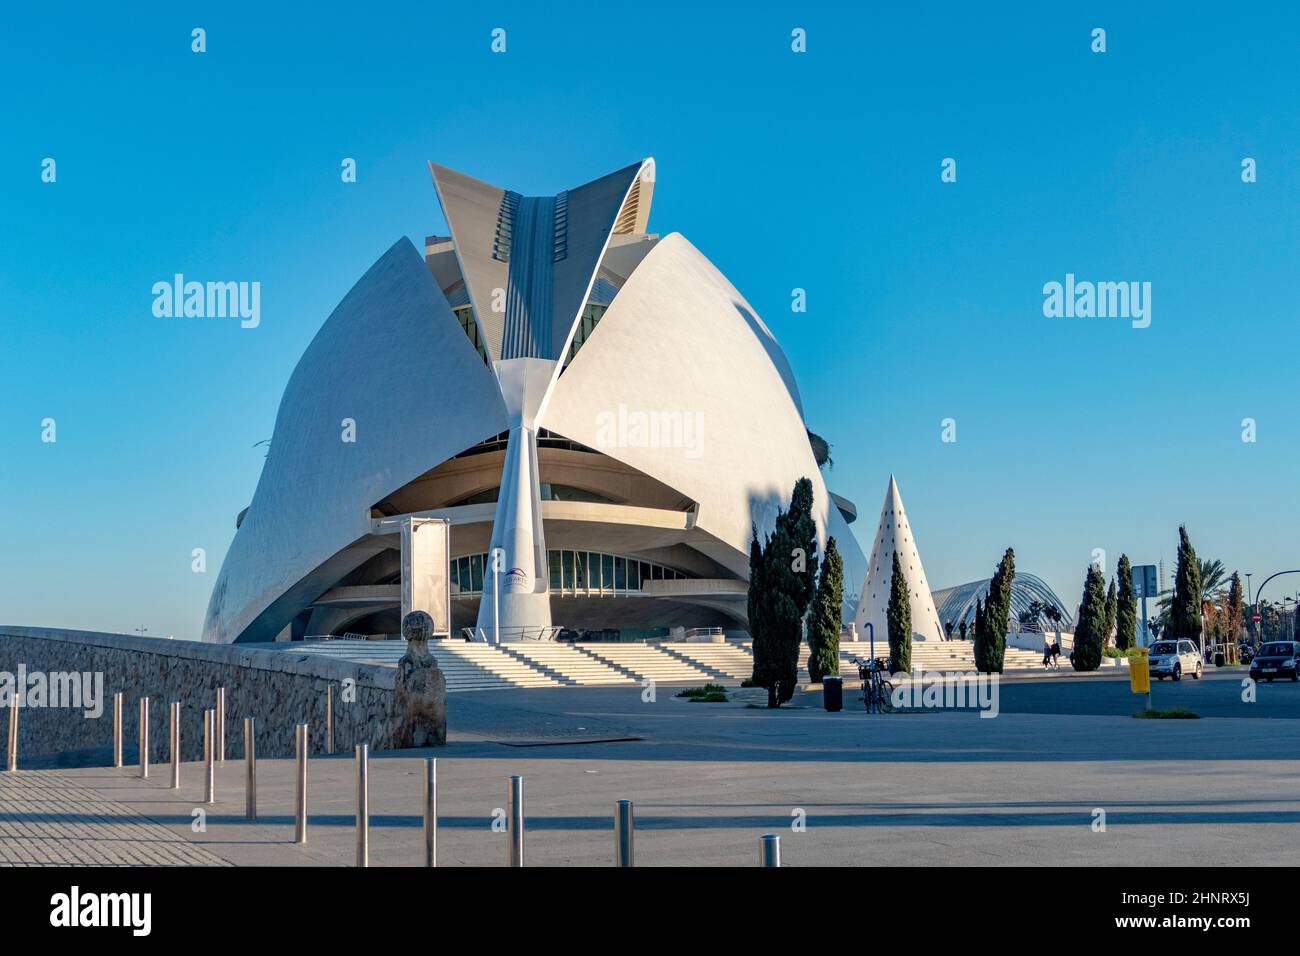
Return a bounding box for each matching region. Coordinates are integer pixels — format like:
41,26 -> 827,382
2,671 -> 1297,866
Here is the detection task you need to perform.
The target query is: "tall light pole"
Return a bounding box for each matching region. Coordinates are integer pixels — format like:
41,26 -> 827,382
490,547 -> 503,645
1254,570 -> 1300,645
1245,573 -> 1254,645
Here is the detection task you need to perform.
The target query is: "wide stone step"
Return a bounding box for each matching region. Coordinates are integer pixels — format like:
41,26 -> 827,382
656,644 -> 756,679
501,644 -> 636,685
578,645 -> 714,683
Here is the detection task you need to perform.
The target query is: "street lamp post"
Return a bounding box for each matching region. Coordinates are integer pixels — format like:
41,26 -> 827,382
1254,570 -> 1300,645
490,547 -> 503,645
1245,573 -> 1254,645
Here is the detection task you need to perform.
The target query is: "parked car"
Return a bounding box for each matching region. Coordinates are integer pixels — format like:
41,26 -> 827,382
1249,641 -> 1300,682
1149,639 -> 1202,681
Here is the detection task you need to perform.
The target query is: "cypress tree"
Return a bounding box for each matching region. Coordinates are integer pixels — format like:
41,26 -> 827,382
887,551 -> 912,673
748,528 -> 773,690
975,549 -> 1014,673
777,478 -> 817,703
1115,554 -> 1137,651
1104,579 -> 1117,647
1073,564 -> 1107,671
784,477 -> 819,613
750,479 -> 819,707
807,537 -> 843,683
764,523 -> 802,706
1170,526 -> 1203,644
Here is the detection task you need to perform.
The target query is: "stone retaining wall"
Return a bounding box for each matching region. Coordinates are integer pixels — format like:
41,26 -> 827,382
0,627 -> 408,765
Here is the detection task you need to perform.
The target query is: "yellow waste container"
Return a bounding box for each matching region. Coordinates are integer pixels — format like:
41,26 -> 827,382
1129,648 -> 1150,694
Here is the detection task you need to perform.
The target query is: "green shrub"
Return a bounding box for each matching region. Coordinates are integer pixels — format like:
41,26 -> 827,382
1133,707 -> 1200,719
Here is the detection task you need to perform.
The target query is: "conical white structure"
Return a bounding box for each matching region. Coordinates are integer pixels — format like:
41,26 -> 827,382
853,476 -> 944,647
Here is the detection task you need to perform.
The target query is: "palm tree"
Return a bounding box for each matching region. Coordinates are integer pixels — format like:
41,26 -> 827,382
1157,556 -> 1227,616
1018,600 -> 1047,631
1198,558 -> 1228,600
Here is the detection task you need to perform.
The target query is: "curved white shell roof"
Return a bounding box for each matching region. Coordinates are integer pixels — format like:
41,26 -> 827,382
202,239 -> 509,644
541,232 -> 848,577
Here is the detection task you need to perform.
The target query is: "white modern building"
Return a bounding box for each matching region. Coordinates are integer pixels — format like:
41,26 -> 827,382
202,159 -> 866,644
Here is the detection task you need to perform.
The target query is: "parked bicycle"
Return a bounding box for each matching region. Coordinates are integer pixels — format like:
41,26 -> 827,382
850,656 -> 895,713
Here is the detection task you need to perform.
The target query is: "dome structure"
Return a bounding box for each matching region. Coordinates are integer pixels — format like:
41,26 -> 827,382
932,572 -> 1072,635
203,159 -> 865,643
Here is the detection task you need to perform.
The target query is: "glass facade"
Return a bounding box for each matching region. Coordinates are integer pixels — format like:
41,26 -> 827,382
453,306 -> 491,366
932,572 -> 1071,633
448,484 -> 617,507
565,302 -> 608,364
452,549 -> 686,596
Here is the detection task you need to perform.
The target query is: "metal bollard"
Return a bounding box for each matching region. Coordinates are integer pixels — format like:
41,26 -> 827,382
6,701 -> 18,772
215,687 -> 225,763
244,717 -> 256,822
355,743 -> 369,867
138,697 -> 149,778
508,775 -> 524,867
326,685 -> 334,755
759,833 -> 781,867
203,709 -> 215,803
112,692 -> 123,768
169,702 -> 180,789
615,799 -> 635,867
294,723 -> 308,844
423,758 -> 437,867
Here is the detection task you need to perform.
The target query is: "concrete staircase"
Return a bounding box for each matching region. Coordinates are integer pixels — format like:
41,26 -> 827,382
658,642 -> 755,680
281,639 -> 561,692
500,643 -> 636,686
275,636 -> 1055,694
285,639 -> 410,664
428,642 -> 562,690
578,643 -> 714,683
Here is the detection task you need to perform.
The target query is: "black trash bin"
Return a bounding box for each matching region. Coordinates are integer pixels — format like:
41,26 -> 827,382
823,675 -> 843,712
1214,650 -> 1225,667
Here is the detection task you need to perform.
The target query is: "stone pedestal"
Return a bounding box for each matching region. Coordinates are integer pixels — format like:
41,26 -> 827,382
394,611 -> 447,747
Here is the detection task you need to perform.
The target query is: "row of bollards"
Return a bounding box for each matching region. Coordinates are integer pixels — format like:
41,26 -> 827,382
43,684 -> 786,867
8,683 -> 334,775
7,683 -> 331,775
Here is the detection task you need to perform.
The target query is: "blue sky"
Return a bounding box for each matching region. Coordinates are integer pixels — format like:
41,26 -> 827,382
2,2 -> 1297,638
